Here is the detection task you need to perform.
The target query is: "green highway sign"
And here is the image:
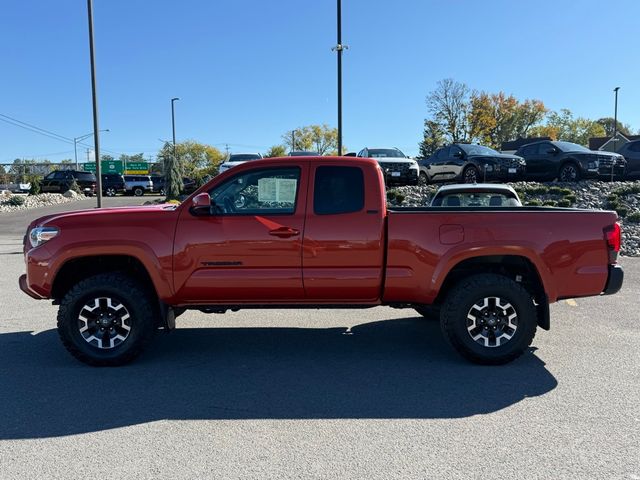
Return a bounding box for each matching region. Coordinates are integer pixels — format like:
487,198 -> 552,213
125,162 -> 149,174
82,160 -> 124,174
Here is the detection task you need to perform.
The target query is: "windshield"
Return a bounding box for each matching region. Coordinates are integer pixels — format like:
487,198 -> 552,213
554,141 -> 591,153
432,192 -> 521,207
459,145 -> 499,155
228,154 -> 261,162
367,149 -> 406,158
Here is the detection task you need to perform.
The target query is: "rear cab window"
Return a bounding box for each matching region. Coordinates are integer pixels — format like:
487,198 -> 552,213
314,166 -> 364,215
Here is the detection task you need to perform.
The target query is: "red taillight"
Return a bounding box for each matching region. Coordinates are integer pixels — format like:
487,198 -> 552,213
604,223 -> 621,263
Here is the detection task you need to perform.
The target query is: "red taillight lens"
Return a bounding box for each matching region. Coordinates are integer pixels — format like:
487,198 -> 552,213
604,223 -> 621,263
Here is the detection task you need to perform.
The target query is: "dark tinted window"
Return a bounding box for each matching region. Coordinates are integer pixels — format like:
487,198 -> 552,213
449,146 -> 463,157
628,142 -> 640,152
436,147 -> 449,159
75,172 -> 96,181
229,154 -> 261,162
521,144 -> 538,156
314,166 -> 364,215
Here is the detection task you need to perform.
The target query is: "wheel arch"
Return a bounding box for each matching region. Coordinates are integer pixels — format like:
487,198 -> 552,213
51,255 -> 159,304
433,254 -> 550,330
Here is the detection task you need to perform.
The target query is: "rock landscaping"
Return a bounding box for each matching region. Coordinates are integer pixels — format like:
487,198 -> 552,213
0,192 -> 86,213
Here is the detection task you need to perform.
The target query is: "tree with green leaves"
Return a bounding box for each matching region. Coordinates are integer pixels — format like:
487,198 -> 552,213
264,145 -> 287,158
595,118 -> 632,137
418,120 -> 446,157
157,142 -> 182,200
530,109 -> 606,146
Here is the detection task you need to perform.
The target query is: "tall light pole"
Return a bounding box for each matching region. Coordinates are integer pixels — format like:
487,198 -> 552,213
74,129 -> 109,170
332,0 -> 348,155
171,97 -> 180,152
612,87 -> 620,181
87,0 -> 103,207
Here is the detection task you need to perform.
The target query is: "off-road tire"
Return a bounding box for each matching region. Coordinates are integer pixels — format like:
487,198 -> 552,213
57,273 -> 156,366
440,274 -> 537,365
414,305 -> 439,320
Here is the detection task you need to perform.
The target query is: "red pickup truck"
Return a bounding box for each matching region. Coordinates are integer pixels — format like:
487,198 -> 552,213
20,157 -> 623,366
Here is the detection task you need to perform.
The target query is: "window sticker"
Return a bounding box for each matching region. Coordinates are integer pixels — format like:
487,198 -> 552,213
258,178 -> 297,203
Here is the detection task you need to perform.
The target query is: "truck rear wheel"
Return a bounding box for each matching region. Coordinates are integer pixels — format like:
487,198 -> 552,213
440,274 -> 537,364
57,273 -> 156,366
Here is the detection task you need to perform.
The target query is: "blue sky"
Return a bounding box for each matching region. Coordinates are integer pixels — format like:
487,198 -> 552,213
1,0 -> 639,163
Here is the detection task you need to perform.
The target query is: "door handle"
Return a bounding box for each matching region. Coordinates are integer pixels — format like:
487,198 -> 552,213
269,227 -> 300,238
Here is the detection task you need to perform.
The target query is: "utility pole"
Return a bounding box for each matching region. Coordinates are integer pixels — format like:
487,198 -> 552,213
612,86 -> 620,181
332,0 -> 348,155
291,130 -> 296,152
87,0 -> 103,207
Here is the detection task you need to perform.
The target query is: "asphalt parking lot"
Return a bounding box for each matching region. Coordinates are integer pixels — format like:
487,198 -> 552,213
0,199 -> 638,479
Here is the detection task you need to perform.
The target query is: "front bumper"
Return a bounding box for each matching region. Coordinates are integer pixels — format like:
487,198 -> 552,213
602,264 -> 624,295
384,170 -> 419,185
484,164 -> 526,181
19,274 -> 45,299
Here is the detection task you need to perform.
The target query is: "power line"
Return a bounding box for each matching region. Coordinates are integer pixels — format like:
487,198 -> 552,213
0,117 -> 74,145
0,113 -> 73,142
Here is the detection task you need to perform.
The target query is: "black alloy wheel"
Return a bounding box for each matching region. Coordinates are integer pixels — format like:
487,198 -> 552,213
463,166 -> 479,183
559,163 -> 580,182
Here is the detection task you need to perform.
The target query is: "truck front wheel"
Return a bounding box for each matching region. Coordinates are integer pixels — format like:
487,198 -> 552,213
440,274 -> 537,365
57,273 -> 156,366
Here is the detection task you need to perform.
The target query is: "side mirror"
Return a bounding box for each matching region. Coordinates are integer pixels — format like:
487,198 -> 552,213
546,148 -> 557,154
452,151 -> 463,158
190,192 -> 212,216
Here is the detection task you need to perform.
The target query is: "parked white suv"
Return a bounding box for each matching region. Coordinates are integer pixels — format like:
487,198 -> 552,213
218,153 -> 263,174
123,175 -> 153,196
356,147 -> 419,186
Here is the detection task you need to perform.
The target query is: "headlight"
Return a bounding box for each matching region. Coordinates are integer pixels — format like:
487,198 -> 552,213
409,163 -> 419,170
29,226 -> 59,248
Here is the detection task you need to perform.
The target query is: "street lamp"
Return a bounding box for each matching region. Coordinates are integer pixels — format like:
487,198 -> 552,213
332,0 -> 348,155
612,87 -> 620,181
171,97 -> 180,149
74,129 -> 109,170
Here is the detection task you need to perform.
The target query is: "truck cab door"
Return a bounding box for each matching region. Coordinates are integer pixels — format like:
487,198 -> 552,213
302,162 -> 386,301
173,165 -> 308,303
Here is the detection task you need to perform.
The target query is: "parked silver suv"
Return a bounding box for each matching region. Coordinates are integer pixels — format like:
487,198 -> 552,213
123,175 -> 153,196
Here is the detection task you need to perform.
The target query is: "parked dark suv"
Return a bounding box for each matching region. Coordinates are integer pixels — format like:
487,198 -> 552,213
617,140 -> 640,179
101,174 -> 125,197
41,170 -> 96,196
515,140 -> 626,181
419,144 -> 526,184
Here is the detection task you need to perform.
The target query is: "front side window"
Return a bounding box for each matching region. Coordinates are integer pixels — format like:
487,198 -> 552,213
314,166 -> 364,215
209,167 -> 300,215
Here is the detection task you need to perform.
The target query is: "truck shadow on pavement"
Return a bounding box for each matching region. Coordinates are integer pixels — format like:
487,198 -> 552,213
0,317 -> 557,439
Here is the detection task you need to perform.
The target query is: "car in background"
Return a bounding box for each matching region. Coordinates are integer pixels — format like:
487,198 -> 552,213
288,151 -> 320,157
101,173 -> 125,197
515,140 -> 626,181
356,147 -> 419,185
123,175 -> 153,196
617,140 -> 640,179
218,153 -> 264,174
419,144 -> 526,185
41,170 -> 96,196
430,183 -> 522,207
150,175 -> 197,195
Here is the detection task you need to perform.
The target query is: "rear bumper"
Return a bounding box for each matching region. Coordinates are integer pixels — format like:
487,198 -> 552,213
602,264 -> 624,295
19,274 -> 45,300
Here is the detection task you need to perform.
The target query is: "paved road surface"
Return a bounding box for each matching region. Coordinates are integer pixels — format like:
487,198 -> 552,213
0,199 -> 638,479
